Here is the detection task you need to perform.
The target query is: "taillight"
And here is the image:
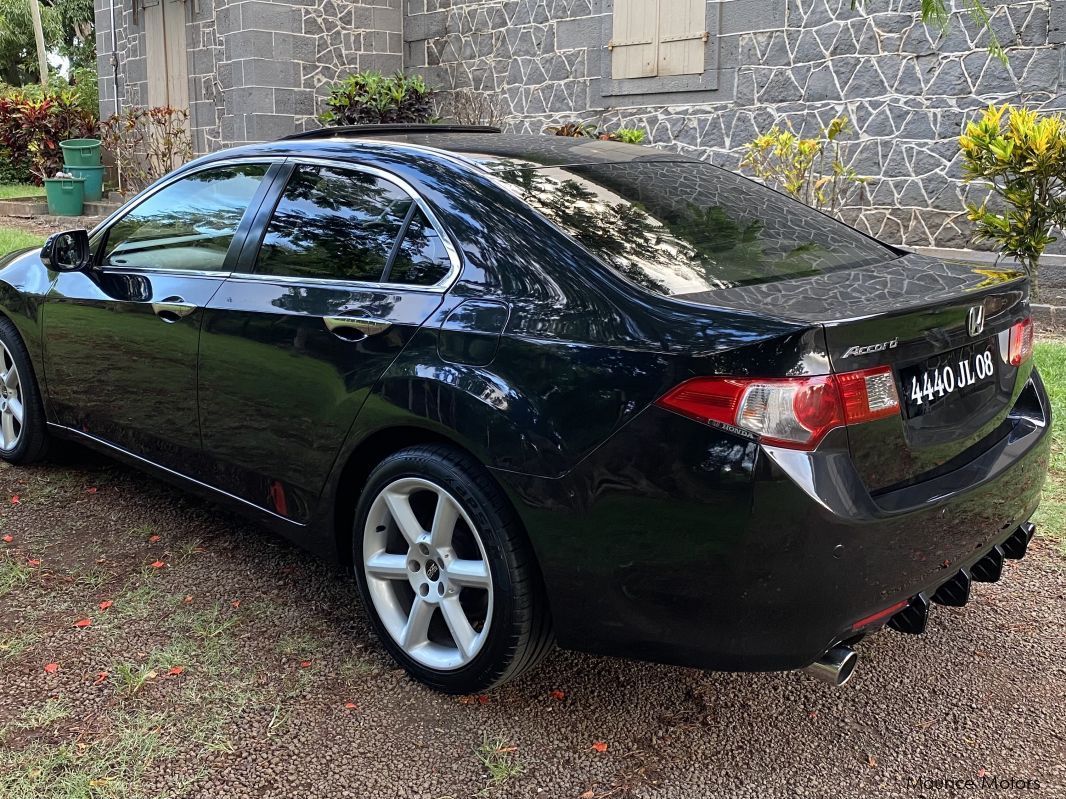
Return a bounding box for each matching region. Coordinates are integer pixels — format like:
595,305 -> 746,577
1008,317 -> 1034,366
656,367 -> 901,450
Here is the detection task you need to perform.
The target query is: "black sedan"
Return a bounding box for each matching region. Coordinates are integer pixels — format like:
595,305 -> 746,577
0,127 -> 1050,692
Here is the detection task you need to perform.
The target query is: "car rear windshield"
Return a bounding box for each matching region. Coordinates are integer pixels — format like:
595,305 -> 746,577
490,160 -> 894,297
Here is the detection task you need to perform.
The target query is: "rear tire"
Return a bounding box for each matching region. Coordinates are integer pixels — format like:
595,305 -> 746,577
0,317 -> 48,464
352,444 -> 553,693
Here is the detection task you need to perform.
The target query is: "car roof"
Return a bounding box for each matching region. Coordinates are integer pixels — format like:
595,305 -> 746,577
190,129 -> 691,175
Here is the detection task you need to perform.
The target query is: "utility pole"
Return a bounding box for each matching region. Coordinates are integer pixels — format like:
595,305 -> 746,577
28,0 -> 49,86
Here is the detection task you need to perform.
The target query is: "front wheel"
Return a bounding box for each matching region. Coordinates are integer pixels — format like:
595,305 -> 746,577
352,445 -> 553,693
0,317 -> 48,464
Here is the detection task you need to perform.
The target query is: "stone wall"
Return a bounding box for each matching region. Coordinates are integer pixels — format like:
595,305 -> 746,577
96,0 -> 404,153
407,0 -> 1066,248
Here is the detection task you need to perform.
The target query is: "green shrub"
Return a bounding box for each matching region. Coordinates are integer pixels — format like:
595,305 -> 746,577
0,89 -> 97,183
960,103 -> 1066,298
546,121 -> 647,144
740,116 -> 867,217
319,71 -> 432,126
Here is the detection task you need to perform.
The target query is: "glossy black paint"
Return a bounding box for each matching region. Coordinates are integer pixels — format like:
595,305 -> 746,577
0,132 -> 1052,676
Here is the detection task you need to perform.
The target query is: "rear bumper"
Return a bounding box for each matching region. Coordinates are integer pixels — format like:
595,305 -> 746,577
495,371 -> 1052,673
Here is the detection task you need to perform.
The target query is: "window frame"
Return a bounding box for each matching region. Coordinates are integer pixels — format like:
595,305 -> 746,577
597,0 -> 721,101
230,157 -> 462,294
88,157 -> 285,278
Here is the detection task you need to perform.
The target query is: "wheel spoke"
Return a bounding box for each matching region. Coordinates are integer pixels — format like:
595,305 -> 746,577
429,494 -> 459,549
446,558 -> 490,589
1,413 -> 14,449
440,596 -> 478,659
364,552 -> 409,581
7,398 -> 22,425
5,367 -> 17,393
400,596 -> 434,649
383,489 -> 425,546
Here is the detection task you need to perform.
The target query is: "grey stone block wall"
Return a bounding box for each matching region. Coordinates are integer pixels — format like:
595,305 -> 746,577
407,0 -> 1066,249
97,0 -> 404,153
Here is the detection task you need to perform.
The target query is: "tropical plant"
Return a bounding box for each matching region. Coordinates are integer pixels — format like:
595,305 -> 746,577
740,116 -> 867,217
0,89 -> 96,183
960,104 -> 1066,298
0,0 -> 94,85
319,71 -> 433,126
100,106 -> 192,193
546,121 -> 647,144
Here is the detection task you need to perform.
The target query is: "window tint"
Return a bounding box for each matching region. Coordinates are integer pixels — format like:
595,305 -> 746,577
385,208 -> 452,286
493,160 -> 892,297
103,164 -> 267,271
255,165 -> 413,282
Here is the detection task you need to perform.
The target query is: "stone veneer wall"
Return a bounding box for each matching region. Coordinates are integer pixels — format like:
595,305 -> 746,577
406,0 -> 1066,248
96,0 -> 404,153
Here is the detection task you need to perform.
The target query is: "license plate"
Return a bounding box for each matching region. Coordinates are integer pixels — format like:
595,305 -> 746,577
900,338 -> 997,418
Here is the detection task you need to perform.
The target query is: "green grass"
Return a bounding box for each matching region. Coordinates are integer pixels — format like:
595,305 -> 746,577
475,736 -> 523,784
0,227 -> 44,254
1034,342 -> 1065,555
0,183 -> 43,199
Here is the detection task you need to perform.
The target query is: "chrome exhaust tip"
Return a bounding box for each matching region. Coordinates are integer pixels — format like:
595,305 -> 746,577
802,645 -> 859,686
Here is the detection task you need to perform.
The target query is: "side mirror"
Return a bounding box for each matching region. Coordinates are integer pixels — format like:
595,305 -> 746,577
41,229 -> 91,272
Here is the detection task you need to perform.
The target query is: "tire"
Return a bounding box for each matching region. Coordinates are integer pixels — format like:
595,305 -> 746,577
352,444 -> 553,693
0,317 -> 48,464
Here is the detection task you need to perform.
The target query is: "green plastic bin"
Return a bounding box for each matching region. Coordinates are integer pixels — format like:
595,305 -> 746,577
43,177 -> 85,216
65,164 -> 104,201
59,138 -> 102,167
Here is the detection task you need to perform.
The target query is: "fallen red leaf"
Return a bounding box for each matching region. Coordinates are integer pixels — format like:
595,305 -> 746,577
477,694 -> 489,704
148,535 -> 161,543
98,600 -> 113,611
10,495 -> 19,504
230,599 -> 241,609
549,689 -> 565,701
168,666 -> 184,676
94,671 -> 109,685
74,618 -> 92,628
43,662 -> 59,673
27,558 -> 40,567
86,487 -> 98,494
1,534 -> 11,543
591,741 -> 608,753
150,561 -> 165,569
299,660 -> 312,668
182,595 -> 193,604
580,792 -> 596,799
344,702 -> 358,710
867,754 -> 878,768
977,767 -> 988,778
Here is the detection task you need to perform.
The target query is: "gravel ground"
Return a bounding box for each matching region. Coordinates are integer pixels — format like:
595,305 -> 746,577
0,450 -> 1064,799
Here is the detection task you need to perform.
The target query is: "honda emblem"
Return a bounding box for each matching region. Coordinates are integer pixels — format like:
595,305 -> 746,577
967,305 -> 985,337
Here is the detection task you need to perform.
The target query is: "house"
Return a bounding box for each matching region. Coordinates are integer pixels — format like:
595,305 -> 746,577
93,0 -> 1066,248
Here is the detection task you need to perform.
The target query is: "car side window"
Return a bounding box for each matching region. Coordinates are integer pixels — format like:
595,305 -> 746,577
102,164 -> 268,272
385,208 -> 453,286
254,165 -> 414,283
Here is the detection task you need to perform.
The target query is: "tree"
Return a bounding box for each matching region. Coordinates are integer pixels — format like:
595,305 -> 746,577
0,0 -> 94,86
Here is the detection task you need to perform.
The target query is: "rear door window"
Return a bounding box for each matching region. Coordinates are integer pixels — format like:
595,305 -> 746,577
255,165 -> 414,282
383,207 -> 453,286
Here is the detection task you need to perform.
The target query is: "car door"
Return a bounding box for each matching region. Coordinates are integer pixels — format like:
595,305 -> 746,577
43,160 -> 281,473
196,159 -> 459,522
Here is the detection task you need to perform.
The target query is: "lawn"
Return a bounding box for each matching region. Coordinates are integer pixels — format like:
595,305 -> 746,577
0,183 -> 44,200
0,228 -> 44,254
1034,341 -> 1065,555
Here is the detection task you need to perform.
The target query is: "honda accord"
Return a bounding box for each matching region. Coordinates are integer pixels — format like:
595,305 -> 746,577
0,126 -> 1049,692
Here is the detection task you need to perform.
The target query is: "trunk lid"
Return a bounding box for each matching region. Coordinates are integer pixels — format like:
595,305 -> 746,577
690,253 -> 1031,491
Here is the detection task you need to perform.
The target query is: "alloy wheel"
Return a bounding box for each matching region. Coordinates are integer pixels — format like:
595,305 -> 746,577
362,477 -> 494,670
0,342 -> 23,452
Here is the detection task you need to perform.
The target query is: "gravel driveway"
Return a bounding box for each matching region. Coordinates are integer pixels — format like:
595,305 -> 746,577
1,449 -> 1064,799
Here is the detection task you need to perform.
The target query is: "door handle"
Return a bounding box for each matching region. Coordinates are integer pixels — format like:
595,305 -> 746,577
152,296 -> 198,323
324,316 -> 392,341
